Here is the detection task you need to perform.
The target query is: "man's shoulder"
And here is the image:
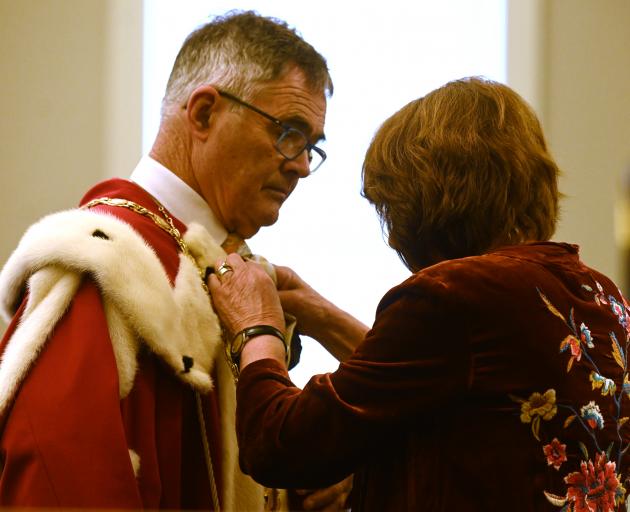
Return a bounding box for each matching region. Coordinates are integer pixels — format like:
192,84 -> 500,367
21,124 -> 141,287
78,178 -> 183,276
79,178 -> 154,209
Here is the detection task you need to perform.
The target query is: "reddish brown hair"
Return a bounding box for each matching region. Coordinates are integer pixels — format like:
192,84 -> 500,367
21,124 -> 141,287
362,77 -> 561,271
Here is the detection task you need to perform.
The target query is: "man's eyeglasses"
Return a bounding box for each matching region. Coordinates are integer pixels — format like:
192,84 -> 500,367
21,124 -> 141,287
217,90 -> 326,173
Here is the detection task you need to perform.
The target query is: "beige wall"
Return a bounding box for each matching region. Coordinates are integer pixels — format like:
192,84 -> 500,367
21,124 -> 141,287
547,0 -> 630,291
0,0 -> 142,269
508,0 -> 630,291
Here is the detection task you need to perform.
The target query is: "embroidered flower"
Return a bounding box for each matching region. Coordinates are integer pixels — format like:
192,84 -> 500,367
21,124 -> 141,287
566,336 -> 582,359
579,323 -> 595,348
622,295 -> 630,337
594,281 -> 609,306
589,371 -> 617,396
580,401 -> 604,430
521,389 -> 558,422
609,294 -> 630,337
534,286 -> 629,505
610,296 -> 627,328
560,335 -> 582,371
543,438 -> 567,470
565,452 -> 625,512
520,389 -> 557,440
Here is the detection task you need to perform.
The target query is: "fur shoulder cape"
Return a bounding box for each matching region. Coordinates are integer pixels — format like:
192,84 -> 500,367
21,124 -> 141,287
0,208 -> 282,511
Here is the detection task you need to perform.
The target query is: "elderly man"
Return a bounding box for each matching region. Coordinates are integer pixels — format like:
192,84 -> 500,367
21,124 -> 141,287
0,10 -> 349,511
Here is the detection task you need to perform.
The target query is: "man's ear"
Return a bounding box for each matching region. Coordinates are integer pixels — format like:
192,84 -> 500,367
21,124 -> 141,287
186,85 -> 221,140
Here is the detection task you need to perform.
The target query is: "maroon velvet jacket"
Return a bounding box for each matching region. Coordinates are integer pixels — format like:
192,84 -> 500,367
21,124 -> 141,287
237,242 -> 630,511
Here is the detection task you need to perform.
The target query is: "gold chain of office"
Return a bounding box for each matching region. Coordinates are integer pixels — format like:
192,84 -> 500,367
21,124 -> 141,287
82,197 -> 208,294
81,196 -> 221,510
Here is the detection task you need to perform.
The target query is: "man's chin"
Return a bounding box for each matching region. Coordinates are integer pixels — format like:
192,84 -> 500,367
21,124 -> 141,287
239,210 -> 280,238
260,211 -> 281,229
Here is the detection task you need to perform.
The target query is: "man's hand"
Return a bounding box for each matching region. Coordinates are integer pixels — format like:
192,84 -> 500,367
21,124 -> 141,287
296,475 -> 353,511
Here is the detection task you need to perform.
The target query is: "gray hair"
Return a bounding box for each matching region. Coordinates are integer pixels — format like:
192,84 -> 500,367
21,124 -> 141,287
161,10 -> 333,118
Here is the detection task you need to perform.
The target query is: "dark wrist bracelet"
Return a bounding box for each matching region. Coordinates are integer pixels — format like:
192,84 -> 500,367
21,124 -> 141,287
226,325 -> 289,380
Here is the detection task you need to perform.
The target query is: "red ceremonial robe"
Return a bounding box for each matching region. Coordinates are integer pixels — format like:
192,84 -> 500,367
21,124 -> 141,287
0,179 -> 249,509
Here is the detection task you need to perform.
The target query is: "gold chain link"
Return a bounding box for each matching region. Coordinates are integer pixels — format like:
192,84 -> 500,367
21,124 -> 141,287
82,196 -> 220,509
82,197 -> 208,293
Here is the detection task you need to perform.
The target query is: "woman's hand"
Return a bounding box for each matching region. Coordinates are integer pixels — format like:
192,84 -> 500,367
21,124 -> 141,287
275,265 -> 369,362
274,265 -> 328,339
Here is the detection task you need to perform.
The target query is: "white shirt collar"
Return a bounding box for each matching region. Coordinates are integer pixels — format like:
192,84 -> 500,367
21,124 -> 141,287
129,155 -> 227,245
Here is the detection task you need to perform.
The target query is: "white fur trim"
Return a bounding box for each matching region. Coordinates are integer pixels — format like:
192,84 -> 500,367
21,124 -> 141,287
0,267 -> 81,418
0,209 -> 280,511
0,210 -> 223,407
103,300 -> 140,397
128,449 -> 141,478
184,222 -> 225,271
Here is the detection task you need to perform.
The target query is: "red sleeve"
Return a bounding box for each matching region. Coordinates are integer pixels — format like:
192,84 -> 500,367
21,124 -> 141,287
236,281 -> 471,489
0,279 -> 142,508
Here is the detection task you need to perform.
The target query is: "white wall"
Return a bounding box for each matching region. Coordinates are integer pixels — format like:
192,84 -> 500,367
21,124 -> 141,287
141,0 -> 507,384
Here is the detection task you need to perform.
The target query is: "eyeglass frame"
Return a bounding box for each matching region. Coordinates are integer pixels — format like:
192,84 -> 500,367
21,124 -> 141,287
216,89 -> 327,173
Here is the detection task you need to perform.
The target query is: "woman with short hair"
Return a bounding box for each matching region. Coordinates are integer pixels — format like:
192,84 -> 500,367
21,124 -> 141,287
209,77 -> 630,511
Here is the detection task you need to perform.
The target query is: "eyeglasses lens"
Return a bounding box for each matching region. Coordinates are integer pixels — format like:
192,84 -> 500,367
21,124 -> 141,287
276,128 -> 324,172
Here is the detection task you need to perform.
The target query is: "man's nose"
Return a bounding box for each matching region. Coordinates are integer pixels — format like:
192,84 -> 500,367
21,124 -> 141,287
282,150 -> 311,178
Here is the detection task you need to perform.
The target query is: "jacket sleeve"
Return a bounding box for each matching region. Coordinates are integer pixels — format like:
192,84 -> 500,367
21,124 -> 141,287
0,279 -> 143,508
236,279 -> 471,489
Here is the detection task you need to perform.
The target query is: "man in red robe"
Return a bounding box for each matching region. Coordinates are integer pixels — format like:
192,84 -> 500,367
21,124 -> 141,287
0,10 -> 349,511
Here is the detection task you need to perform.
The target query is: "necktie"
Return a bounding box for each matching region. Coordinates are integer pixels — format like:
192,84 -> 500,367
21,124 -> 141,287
221,233 -> 252,259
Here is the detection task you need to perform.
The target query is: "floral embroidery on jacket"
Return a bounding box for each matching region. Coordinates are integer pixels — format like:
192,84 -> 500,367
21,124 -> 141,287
543,438 -> 567,470
515,389 -> 558,441
510,283 -> 630,511
563,452 -> 624,511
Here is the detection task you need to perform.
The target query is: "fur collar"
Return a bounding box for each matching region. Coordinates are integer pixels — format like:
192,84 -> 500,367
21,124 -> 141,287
0,208 -> 225,407
0,208 -> 282,510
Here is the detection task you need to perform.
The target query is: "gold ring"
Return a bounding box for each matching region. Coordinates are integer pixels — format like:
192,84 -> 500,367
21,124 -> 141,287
216,262 -> 234,278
